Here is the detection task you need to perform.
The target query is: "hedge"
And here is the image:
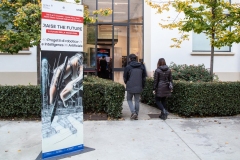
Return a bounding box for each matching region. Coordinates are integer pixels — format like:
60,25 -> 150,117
0,76 -> 125,119
169,62 -> 217,82
83,76 -> 125,118
141,78 -> 240,117
0,85 -> 41,118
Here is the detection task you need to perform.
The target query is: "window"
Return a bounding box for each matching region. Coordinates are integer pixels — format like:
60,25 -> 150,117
0,14 -> 30,53
98,0 -> 112,22
130,25 -> 143,62
114,0 -> 128,23
192,32 -> 230,52
130,0 -> 143,23
82,0 -> 144,84
192,0 -> 231,52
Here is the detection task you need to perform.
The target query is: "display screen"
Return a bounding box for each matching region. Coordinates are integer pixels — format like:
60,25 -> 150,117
97,48 -> 110,57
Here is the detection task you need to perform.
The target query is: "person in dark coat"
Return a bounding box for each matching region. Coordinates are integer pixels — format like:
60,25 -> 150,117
123,54 -> 146,120
108,58 -> 113,79
153,58 -> 173,120
100,56 -> 107,79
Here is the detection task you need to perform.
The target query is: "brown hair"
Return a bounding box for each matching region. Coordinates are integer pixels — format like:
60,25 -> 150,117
157,58 -> 166,67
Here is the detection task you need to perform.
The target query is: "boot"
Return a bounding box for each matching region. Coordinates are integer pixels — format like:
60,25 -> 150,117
160,109 -> 169,120
159,113 -> 164,119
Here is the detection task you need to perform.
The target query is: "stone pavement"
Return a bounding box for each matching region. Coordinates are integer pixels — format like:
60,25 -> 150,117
0,99 -> 240,160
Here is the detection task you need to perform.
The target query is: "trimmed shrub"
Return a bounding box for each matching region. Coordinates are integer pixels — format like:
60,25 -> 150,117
141,78 -> 240,117
0,85 -> 41,118
141,77 -> 155,106
169,62 -> 218,82
83,76 -> 125,118
0,76 -> 125,119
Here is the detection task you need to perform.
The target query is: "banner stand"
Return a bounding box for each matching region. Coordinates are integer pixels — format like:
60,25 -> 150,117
35,147 -> 95,160
41,1 -> 84,159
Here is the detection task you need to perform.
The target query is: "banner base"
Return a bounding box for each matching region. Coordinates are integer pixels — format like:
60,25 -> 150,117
36,146 -> 95,160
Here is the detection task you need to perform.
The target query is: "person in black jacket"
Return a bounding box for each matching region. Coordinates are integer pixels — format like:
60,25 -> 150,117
153,58 -> 173,120
100,56 -> 107,79
123,54 -> 146,120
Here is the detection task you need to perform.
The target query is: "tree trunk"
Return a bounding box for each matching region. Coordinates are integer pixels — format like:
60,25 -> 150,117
37,44 -> 41,85
210,0 -> 216,81
210,41 -> 214,78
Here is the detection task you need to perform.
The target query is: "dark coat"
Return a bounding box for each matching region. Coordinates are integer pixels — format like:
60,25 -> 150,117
100,59 -> 107,71
123,61 -> 146,93
153,65 -> 173,97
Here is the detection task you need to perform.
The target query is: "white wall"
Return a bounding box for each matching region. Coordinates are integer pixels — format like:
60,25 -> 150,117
0,47 -> 37,72
144,3 -> 240,80
144,3 -> 152,76
0,47 -> 38,85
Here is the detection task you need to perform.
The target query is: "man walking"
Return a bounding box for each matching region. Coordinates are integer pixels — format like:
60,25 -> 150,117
123,54 -> 146,120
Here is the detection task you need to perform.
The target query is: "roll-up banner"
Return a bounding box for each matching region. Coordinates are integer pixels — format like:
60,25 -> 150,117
41,0 -> 84,159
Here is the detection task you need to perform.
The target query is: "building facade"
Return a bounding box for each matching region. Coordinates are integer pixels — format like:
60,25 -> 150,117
0,0 -> 239,85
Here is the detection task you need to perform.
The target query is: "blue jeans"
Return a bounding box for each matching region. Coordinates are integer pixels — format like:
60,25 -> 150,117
127,92 -> 140,115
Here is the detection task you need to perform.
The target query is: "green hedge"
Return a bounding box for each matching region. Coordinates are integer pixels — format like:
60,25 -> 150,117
0,85 -> 41,118
141,78 -> 240,117
0,76 -> 125,119
83,76 -> 125,118
141,78 -> 156,106
169,62 -> 218,82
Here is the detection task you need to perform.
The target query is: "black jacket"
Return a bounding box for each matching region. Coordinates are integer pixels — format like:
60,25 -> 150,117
123,61 -> 146,93
100,59 -> 107,71
153,65 -> 173,97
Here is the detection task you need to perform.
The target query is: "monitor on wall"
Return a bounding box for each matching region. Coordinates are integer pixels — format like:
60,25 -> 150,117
97,48 -> 110,58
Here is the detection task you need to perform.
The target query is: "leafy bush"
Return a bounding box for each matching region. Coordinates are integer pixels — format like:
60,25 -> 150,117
141,78 -> 155,106
169,62 -> 218,82
83,76 -> 125,118
0,85 -> 41,118
141,78 -> 240,117
0,76 -> 125,119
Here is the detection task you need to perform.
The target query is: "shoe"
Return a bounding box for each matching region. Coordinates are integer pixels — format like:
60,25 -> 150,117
134,115 -> 138,120
162,110 -> 169,120
159,113 -> 164,119
131,113 -> 137,120
160,110 -> 169,120
130,113 -> 134,119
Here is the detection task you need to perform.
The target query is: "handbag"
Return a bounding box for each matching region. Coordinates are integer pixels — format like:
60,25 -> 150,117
168,81 -> 173,90
164,71 -> 173,90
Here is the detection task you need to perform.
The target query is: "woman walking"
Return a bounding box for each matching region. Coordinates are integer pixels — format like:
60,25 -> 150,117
153,58 -> 173,120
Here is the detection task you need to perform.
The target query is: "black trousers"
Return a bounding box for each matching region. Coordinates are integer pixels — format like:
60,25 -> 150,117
155,97 -> 167,112
100,69 -> 106,79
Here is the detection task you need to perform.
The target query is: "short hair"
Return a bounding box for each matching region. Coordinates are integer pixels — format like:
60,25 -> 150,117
129,54 -> 137,61
157,58 -> 166,67
102,56 -> 105,59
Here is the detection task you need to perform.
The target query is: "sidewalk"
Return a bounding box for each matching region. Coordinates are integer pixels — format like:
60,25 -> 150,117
0,99 -> 240,160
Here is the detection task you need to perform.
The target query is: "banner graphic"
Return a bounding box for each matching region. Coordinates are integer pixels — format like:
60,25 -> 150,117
41,0 -> 84,159
41,0 -> 83,51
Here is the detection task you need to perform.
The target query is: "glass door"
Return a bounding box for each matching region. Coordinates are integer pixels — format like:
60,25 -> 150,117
112,25 -> 128,84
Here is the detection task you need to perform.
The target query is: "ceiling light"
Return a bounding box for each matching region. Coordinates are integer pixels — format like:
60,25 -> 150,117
115,3 -> 128,5
114,12 -> 125,14
98,2 -> 128,5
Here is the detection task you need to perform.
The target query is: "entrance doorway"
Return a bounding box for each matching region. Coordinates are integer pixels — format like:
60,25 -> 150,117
95,25 -> 128,83
82,0 -> 144,84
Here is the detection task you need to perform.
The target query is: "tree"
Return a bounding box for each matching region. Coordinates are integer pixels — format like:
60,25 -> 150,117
0,0 -> 112,84
146,0 -> 240,77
